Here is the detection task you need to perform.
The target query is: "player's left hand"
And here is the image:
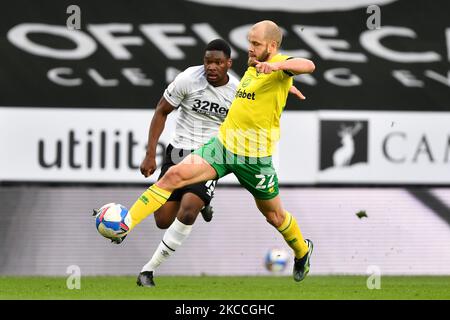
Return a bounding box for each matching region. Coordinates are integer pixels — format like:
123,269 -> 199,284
289,85 -> 306,100
254,60 -> 278,74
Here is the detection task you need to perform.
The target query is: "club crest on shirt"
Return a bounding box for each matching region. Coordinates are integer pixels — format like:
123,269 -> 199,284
242,76 -> 252,88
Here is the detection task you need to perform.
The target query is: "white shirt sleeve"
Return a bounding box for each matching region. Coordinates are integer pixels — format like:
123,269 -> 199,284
163,70 -> 191,108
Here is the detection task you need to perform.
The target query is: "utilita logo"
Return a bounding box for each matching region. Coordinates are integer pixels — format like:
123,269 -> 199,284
320,120 -> 369,171
37,130 -> 165,170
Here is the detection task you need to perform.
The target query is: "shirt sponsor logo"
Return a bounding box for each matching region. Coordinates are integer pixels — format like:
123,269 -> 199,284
192,99 -> 228,117
235,88 -> 256,100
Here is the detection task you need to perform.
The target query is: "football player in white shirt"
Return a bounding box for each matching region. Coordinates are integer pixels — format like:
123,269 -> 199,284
136,40 -> 239,286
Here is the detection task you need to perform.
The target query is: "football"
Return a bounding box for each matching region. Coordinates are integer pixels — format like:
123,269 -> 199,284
94,203 -> 131,240
264,248 -> 289,272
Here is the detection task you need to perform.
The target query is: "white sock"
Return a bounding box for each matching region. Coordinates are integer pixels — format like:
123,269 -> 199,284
141,218 -> 193,273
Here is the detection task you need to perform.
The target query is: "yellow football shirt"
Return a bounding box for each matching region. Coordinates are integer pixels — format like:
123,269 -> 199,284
218,54 -> 293,157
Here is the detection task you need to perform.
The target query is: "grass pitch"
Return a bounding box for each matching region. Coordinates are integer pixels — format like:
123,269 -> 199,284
1,276 -> 450,300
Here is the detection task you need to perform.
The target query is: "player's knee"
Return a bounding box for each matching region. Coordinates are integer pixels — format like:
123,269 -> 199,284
163,166 -> 186,188
155,219 -> 172,229
153,211 -> 173,229
177,205 -> 200,225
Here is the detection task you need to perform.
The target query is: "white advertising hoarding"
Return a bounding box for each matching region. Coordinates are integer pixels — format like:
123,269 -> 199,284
0,107 -> 449,184
317,111 -> 450,184
0,108 -> 174,182
0,107 -> 316,184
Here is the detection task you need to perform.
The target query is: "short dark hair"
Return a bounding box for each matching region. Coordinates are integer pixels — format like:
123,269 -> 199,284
205,39 -> 231,58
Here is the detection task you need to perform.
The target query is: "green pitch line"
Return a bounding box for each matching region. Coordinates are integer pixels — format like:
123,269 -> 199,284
0,276 -> 450,300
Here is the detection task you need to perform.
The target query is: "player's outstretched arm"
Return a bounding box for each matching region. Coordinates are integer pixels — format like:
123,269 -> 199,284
278,58 -> 315,75
140,97 -> 175,177
255,58 -> 315,76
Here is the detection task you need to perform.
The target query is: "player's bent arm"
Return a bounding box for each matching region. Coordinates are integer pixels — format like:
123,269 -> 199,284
145,97 -> 175,158
140,97 -> 175,177
275,58 -> 315,75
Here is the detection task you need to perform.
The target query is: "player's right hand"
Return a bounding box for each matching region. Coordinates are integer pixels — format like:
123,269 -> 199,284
254,60 -> 278,74
140,155 -> 157,177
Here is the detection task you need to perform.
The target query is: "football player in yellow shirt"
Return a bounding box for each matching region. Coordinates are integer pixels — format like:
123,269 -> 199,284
114,20 -> 315,286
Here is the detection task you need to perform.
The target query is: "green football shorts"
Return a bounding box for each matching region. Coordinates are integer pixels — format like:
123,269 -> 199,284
193,137 -> 279,200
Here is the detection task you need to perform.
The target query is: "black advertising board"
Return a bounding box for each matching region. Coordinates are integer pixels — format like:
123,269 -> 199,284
0,0 -> 449,110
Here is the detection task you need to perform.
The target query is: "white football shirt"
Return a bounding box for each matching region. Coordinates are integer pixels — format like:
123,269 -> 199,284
163,65 -> 239,150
